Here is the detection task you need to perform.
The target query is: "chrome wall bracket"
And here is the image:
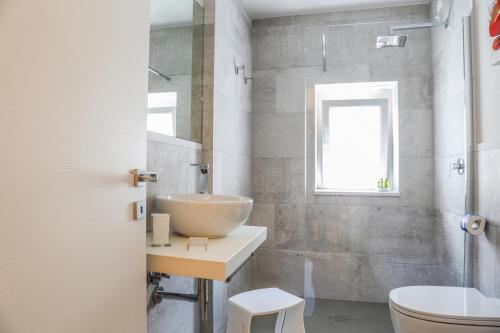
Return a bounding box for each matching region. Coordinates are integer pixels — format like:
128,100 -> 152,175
322,32 -> 327,71
150,276 -> 210,322
147,272 -> 170,286
244,75 -> 253,85
450,158 -> 465,178
234,64 -> 245,75
152,286 -> 199,305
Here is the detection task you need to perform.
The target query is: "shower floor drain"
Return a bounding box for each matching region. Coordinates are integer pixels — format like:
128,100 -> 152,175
328,315 -> 356,323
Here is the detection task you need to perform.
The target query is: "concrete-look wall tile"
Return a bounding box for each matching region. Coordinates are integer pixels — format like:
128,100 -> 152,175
253,250 -> 445,303
147,141 -> 201,229
252,113 -> 304,158
252,158 -> 305,204
433,91 -> 465,157
276,25 -> 306,68
252,248 -> 306,296
361,254 -> 444,302
248,203 -> 275,248
253,5 -> 429,29
147,295 -> 199,333
149,26 -> 193,75
308,252 -> 365,301
399,109 -> 434,158
473,224 -> 497,298
221,153 -> 252,197
430,0 -> 477,295
210,0 -> 253,330
347,205 -> 437,258
434,155 -> 465,215
276,67 -> 306,113
251,3 -> 444,303
496,229 -> 500,298
304,25 -> 342,67
214,91 -> 252,156
253,27 -> 280,70
435,210 -> 465,285
305,205 -> 350,253
252,69 -> 277,114
431,29 -> 465,104
476,149 -> 500,227
275,204 -> 307,250
397,73 -> 433,111
147,141 -> 201,333
305,64 -> 371,86
399,157 -> 435,209
252,158 -> 288,203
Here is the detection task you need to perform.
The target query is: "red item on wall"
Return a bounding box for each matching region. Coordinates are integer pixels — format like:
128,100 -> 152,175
494,37 -> 500,51
490,0 -> 500,37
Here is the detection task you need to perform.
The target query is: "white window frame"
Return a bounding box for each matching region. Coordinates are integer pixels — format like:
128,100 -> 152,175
314,81 -> 399,196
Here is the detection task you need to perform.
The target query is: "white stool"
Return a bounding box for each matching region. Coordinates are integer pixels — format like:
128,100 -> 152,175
226,288 -> 305,333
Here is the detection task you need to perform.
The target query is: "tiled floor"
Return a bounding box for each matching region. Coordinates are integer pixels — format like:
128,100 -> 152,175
250,298 -> 395,333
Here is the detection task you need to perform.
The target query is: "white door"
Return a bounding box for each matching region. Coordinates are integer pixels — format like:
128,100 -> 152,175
0,1 -> 150,332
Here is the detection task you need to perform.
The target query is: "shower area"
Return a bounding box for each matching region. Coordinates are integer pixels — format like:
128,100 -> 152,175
248,1 -> 473,331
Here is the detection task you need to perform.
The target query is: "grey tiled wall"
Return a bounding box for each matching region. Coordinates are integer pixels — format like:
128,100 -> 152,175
430,0 -> 469,288
212,0 -> 253,198
146,138 -> 201,333
470,0 -> 500,298
249,4 -> 455,303
432,0 -> 500,299
211,0 -> 254,331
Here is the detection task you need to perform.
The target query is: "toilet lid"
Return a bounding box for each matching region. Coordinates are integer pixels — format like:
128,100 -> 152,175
390,286 -> 500,324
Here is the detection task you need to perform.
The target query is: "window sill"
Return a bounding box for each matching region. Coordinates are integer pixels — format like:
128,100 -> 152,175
314,189 -> 400,197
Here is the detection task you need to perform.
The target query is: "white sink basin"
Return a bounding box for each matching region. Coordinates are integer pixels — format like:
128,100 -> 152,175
155,194 -> 253,238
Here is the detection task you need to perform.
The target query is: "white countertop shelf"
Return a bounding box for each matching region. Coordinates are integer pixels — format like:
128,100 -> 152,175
147,226 -> 267,281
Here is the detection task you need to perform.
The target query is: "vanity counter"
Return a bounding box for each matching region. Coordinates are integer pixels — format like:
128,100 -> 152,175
147,226 -> 267,281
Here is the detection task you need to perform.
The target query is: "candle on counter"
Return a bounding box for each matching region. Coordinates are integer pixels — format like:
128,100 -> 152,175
152,213 -> 170,246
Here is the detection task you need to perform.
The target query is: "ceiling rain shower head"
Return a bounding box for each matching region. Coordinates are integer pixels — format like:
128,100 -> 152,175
377,0 -> 452,50
376,35 -> 408,48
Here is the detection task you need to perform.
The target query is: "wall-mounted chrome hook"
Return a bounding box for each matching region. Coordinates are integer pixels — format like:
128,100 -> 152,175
244,75 -> 253,85
449,158 -> 465,179
234,64 -> 245,75
322,32 -> 327,71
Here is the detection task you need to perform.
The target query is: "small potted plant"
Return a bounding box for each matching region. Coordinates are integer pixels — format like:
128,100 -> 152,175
377,178 -> 391,192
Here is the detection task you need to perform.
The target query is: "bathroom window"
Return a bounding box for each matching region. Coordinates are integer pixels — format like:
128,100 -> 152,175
147,92 -> 177,136
315,82 -> 399,195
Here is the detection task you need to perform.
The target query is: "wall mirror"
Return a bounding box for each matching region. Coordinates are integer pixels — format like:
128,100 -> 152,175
148,0 -> 204,143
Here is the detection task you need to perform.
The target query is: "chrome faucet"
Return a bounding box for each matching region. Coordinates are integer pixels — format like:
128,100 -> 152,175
190,163 -> 210,194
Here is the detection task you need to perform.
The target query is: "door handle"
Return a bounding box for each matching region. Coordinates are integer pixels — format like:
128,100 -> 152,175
132,169 -> 158,187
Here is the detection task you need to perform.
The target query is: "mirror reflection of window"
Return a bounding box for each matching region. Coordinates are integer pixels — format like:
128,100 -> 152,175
147,92 -> 177,137
147,0 -> 204,143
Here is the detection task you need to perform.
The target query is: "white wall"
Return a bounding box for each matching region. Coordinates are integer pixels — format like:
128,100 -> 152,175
471,0 -> 500,297
212,0 -> 253,197
474,0 -> 500,151
0,0 -> 150,332
146,135 -> 201,333
431,0 -> 470,287
212,0 -> 253,331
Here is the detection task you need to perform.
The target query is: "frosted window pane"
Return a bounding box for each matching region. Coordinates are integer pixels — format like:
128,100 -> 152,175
147,92 -> 177,108
147,113 -> 174,136
322,106 -> 381,190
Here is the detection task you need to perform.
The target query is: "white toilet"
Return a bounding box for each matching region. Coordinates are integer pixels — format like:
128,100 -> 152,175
389,286 -> 500,333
